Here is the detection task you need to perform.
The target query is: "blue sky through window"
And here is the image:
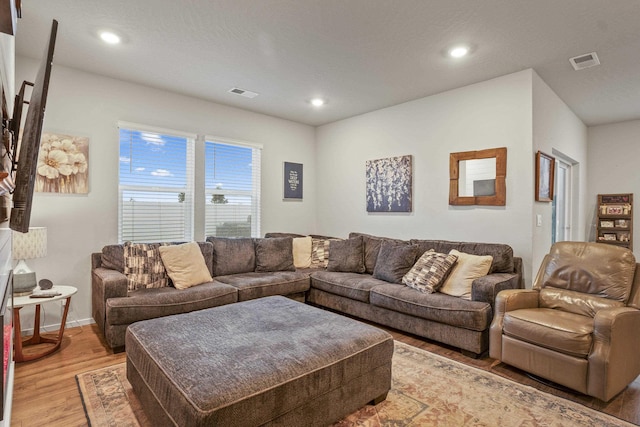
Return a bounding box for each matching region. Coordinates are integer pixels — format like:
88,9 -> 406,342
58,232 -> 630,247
205,141 -> 253,192
119,129 -> 188,188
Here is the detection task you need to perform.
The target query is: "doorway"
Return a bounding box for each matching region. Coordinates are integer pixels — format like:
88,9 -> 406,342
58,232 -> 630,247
552,157 -> 573,244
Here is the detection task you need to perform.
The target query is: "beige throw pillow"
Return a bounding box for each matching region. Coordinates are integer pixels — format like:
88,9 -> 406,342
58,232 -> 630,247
439,249 -> 492,300
292,236 -> 312,268
158,242 -> 213,290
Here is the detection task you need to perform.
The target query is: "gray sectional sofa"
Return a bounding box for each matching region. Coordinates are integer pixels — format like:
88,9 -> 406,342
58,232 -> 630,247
91,232 -> 523,356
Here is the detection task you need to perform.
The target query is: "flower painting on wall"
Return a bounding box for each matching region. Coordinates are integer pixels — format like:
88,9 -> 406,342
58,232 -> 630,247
366,155 -> 412,212
36,132 -> 89,194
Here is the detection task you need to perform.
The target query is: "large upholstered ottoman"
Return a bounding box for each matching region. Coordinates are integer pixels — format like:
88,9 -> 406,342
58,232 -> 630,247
126,296 -> 393,426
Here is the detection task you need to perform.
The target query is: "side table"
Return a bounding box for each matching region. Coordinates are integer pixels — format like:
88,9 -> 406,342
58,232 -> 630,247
9,285 -> 77,362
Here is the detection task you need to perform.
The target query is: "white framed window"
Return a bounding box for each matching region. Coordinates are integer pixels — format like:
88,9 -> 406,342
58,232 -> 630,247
204,137 -> 261,238
118,123 -> 195,243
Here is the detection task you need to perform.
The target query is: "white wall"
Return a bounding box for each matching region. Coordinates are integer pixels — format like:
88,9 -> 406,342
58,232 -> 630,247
316,70 -> 536,284
16,56 -> 317,329
588,119 -> 640,257
531,72 -> 588,276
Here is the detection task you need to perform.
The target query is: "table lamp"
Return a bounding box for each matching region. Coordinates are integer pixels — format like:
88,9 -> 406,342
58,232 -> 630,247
12,227 -> 47,295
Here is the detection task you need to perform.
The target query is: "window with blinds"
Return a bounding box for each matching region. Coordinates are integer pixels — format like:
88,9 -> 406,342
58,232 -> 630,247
204,139 -> 261,238
118,126 -> 195,242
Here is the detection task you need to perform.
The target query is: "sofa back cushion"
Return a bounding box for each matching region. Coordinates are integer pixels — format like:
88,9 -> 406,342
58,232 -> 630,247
410,239 -> 513,274
101,244 -> 125,273
254,237 -> 295,272
349,232 -> 408,274
207,237 -> 256,276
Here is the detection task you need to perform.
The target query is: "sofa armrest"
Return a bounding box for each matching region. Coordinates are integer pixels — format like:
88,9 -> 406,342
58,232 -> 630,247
93,268 -> 128,299
92,267 -> 128,335
589,307 -> 640,400
512,256 -> 524,288
471,273 -> 521,308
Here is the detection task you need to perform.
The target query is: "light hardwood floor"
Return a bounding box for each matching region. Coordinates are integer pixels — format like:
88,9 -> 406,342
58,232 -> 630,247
10,322 -> 640,426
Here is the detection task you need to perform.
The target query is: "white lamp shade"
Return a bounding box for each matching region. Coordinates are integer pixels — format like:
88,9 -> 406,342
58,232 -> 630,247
12,227 -> 47,260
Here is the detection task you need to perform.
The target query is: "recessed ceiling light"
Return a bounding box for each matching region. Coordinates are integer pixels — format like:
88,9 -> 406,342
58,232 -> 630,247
449,46 -> 469,58
100,31 -> 121,45
311,98 -> 325,107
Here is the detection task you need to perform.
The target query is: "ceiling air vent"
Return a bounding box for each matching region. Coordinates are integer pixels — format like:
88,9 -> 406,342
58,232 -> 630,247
228,87 -> 259,98
569,52 -> 600,71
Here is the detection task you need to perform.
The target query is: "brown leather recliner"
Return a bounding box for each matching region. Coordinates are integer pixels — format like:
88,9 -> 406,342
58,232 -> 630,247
490,241 -> 640,401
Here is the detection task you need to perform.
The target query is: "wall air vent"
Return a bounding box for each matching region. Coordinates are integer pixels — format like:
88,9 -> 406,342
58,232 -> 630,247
569,52 -> 600,71
228,87 -> 259,98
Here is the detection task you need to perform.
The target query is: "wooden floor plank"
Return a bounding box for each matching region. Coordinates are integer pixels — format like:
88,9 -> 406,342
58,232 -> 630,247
10,321 -> 640,426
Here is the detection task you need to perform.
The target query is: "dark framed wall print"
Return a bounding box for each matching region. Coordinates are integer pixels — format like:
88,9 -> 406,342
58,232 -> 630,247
283,162 -> 303,200
366,155 -> 412,212
535,151 -> 555,202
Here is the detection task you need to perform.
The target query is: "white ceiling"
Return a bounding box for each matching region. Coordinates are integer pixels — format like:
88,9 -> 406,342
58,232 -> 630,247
14,0 -> 640,127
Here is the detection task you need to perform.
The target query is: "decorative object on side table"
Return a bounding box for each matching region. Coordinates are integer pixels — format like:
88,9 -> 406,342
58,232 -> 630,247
11,227 -> 47,295
535,151 -> 555,202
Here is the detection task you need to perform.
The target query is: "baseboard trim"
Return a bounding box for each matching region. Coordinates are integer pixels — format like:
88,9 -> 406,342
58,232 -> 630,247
18,317 -> 95,337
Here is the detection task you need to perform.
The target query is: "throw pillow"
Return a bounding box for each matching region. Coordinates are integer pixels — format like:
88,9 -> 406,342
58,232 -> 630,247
255,237 -> 296,272
402,250 -> 458,293
292,236 -> 312,268
372,241 -> 420,284
439,249 -> 493,299
123,242 -> 170,291
158,242 -> 213,290
310,237 -> 342,268
207,237 -> 256,276
327,236 -> 366,273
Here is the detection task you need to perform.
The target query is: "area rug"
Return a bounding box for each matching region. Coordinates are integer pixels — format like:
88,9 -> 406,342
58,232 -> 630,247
77,342 -> 634,426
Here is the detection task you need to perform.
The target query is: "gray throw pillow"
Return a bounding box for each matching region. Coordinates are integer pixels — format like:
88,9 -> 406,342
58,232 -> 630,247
208,237 -> 256,276
373,242 -> 420,284
327,236 -> 366,273
255,237 -> 295,272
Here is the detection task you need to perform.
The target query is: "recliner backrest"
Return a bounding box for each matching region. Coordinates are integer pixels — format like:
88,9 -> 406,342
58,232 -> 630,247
533,242 -> 636,315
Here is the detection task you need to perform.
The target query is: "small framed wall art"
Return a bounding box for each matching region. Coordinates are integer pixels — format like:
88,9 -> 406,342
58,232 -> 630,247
283,161 -> 303,200
535,151 -> 555,202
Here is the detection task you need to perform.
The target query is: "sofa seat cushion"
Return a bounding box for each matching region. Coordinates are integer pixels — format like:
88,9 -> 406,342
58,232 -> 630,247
310,271 -> 388,303
215,271 -> 310,301
503,308 -> 594,358
106,281 -> 238,325
370,284 -> 492,331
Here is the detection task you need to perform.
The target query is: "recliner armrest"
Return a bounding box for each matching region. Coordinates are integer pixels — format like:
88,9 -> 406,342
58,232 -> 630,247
489,289 -> 539,360
589,307 -> 640,401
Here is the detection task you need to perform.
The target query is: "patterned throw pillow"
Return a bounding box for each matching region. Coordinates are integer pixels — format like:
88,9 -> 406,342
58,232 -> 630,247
124,242 -> 170,291
310,237 -> 342,268
402,250 -> 458,294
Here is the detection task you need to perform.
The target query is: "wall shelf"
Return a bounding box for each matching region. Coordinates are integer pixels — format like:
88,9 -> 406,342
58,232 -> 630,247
596,193 -> 633,251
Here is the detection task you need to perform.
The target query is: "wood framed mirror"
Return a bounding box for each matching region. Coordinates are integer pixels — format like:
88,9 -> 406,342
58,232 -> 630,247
449,147 -> 507,206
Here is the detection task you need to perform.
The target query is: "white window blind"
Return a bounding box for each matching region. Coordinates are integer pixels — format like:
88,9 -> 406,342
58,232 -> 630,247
118,126 -> 195,243
204,139 -> 261,238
